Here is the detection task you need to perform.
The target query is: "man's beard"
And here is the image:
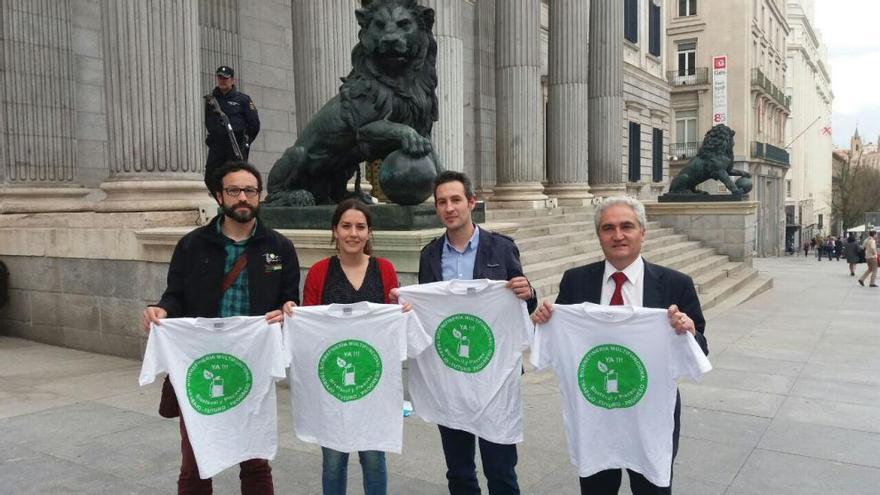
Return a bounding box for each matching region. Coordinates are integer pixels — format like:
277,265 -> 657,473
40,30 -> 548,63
223,202 -> 259,223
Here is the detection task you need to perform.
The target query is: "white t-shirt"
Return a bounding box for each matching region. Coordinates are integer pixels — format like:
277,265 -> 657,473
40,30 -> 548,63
283,302 -> 431,453
398,279 -> 532,444
139,316 -> 288,479
531,303 -> 711,487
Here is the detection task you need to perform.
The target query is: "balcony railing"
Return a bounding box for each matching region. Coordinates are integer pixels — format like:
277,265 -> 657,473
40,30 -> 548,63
666,67 -> 709,86
751,68 -> 791,111
669,142 -> 699,161
751,141 -> 790,165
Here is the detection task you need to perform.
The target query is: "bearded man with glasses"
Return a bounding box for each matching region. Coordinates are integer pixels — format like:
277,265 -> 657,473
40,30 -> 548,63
141,161 -> 299,494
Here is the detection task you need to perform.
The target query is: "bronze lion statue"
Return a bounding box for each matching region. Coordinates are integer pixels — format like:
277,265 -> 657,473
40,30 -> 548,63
265,0 -> 441,206
668,124 -> 752,195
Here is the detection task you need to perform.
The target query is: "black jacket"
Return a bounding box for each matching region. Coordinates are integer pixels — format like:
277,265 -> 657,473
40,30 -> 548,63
418,228 -> 538,314
155,216 -> 300,318
205,87 -> 260,146
555,259 -> 708,355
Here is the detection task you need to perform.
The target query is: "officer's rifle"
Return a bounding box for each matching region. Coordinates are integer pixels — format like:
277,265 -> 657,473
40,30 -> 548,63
204,94 -> 244,161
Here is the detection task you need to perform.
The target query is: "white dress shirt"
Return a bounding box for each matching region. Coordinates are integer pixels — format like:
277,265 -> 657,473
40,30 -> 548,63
600,257 -> 645,307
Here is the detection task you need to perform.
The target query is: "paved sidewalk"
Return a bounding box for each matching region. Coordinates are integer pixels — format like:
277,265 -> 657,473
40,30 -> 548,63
1,256 -> 879,494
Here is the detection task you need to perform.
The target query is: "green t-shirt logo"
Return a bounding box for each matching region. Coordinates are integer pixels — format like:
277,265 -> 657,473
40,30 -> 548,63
578,344 -> 647,409
435,314 -> 495,373
318,340 -> 382,402
186,353 -> 252,415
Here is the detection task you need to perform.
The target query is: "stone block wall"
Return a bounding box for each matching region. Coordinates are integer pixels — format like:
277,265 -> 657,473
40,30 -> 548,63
0,253 -> 317,360
0,200 -> 455,359
646,202 -> 759,263
0,256 -> 165,359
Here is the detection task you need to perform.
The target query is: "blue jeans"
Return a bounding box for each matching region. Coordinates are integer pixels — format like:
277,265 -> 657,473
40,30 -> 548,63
438,425 -> 520,495
321,447 -> 387,495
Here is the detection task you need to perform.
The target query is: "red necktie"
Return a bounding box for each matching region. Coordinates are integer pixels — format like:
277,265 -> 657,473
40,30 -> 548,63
610,272 -> 627,306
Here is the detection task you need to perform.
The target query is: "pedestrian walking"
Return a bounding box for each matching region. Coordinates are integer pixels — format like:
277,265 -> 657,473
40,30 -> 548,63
858,230 -> 877,287
835,237 -> 843,261
845,234 -> 861,276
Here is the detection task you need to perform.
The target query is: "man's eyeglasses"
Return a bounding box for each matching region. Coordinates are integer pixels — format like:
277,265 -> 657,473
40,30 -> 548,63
223,187 -> 261,198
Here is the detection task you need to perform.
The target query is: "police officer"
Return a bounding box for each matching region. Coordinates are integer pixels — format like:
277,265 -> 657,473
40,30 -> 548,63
204,65 -> 260,189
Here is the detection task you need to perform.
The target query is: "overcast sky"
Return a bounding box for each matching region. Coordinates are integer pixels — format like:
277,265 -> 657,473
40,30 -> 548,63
813,0 -> 880,148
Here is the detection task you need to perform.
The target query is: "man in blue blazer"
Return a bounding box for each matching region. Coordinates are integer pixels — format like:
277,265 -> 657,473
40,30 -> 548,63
394,170 -> 536,494
532,196 -> 707,495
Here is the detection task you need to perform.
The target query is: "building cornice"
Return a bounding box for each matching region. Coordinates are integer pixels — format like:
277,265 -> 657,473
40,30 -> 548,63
767,0 -> 791,33
666,21 -> 706,36
787,10 -> 820,49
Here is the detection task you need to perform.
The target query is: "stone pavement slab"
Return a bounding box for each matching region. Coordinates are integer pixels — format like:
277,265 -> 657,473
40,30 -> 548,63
1,256 -> 880,493
757,418 -> 880,468
728,448 -> 879,495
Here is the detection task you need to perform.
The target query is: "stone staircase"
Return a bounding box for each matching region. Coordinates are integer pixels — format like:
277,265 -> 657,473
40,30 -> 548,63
486,207 -> 772,313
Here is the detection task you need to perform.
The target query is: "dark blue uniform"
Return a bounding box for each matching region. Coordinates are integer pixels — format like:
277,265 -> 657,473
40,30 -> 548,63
204,86 -> 260,185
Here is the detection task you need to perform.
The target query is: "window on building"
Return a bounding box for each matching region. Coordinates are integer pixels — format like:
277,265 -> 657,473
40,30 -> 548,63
818,214 -> 824,229
678,0 -> 697,16
675,110 -> 698,145
677,41 -> 696,78
624,0 -> 638,43
649,1 -> 661,56
629,122 -> 641,182
652,128 -> 664,182
786,179 -> 792,198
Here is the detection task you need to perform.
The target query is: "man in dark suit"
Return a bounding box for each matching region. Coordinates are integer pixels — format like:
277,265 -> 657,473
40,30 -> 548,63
393,170 -> 537,494
532,196 -> 707,495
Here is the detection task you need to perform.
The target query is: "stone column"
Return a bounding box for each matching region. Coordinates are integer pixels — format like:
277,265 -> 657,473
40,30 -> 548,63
544,0 -> 592,206
491,0 -> 547,208
292,0 -> 371,194
421,0 -> 463,172
291,0 -> 359,129
199,0 -> 241,96
0,0 -> 90,213
96,0 -> 208,212
587,0 -> 625,197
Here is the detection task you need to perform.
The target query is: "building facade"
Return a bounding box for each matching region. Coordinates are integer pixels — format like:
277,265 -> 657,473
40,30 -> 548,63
5,1 -> 792,358
666,0 -> 791,256
784,0 -> 833,246
1,0 -> 676,212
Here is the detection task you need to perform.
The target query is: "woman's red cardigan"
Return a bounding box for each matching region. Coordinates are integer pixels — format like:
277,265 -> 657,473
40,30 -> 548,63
302,256 -> 399,306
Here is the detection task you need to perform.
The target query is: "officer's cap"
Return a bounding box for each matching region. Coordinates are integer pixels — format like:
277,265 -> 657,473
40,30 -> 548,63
216,66 -> 234,78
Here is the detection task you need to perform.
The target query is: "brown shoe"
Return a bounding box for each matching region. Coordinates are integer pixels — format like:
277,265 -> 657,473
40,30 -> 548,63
858,280 -> 864,286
